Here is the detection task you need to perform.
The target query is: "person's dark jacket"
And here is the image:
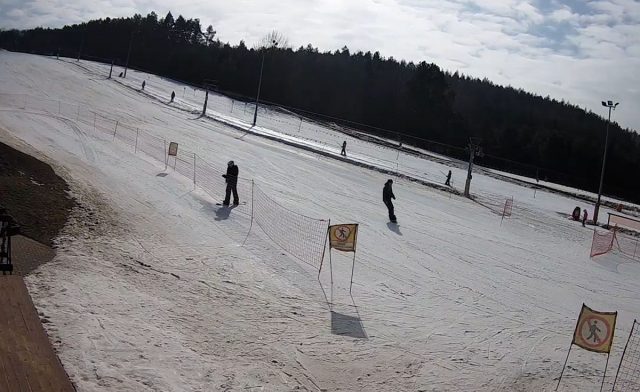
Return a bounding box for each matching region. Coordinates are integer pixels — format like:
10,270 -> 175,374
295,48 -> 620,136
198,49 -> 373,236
223,164 -> 239,185
383,182 -> 395,202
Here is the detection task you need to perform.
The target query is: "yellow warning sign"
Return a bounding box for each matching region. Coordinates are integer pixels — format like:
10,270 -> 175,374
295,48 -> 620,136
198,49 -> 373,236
329,224 -> 358,252
572,304 -> 617,354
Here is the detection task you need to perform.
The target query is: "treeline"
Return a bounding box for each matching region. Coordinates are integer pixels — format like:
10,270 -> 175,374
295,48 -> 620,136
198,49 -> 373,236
1,11 -> 639,202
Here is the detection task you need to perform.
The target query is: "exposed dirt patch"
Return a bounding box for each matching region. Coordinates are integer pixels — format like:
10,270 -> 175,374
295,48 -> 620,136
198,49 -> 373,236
0,140 -> 77,274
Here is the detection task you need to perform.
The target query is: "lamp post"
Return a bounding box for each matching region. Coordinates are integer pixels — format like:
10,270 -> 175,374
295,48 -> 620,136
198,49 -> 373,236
253,40 -> 277,126
123,30 -> 135,78
593,100 -> 619,225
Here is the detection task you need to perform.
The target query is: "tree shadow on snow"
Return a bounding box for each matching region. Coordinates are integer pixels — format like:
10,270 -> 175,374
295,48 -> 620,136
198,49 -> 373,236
387,222 -> 402,235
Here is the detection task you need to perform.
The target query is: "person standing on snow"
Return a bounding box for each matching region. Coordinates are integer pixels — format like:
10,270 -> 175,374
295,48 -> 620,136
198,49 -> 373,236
383,179 -> 397,223
142,80 -> 146,90
445,170 -> 452,186
582,209 -> 588,227
170,91 -> 176,103
222,160 -> 239,206
340,141 -> 347,156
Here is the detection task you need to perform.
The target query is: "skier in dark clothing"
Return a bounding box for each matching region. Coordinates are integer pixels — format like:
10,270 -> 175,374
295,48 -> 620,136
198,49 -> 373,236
170,91 -> 175,103
341,141 -> 347,156
445,170 -> 452,186
582,209 -> 588,227
142,80 -> 145,90
222,161 -> 239,206
383,179 -> 396,223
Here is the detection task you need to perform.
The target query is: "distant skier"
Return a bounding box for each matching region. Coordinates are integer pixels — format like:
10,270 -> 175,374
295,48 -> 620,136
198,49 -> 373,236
445,170 -> 452,186
383,179 -> 397,223
170,91 -> 175,103
582,209 -> 588,227
222,160 -> 239,206
340,141 -> 347,156
119,72 -> 123,77
141,80 -> 145,90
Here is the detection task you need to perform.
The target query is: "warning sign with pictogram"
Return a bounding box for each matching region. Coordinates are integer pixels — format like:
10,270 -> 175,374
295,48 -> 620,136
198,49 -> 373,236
329,224 -> 358,252
168,142 -> 179,156
573,304 -> 617,353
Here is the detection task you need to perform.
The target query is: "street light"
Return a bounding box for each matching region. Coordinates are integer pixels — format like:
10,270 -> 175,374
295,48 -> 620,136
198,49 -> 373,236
252,40 -> 277,126
593,100 -> 619,225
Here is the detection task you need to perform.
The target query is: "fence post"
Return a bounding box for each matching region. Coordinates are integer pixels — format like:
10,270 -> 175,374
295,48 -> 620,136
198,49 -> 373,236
164,140 -> 168,170
193,153 -> 196,186
242,180 -> 255,246
113,120 -> 119,141
134,128 -> 139,153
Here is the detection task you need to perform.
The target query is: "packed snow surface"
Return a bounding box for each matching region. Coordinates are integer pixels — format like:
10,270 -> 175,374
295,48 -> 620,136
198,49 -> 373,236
1,51 -> 639,391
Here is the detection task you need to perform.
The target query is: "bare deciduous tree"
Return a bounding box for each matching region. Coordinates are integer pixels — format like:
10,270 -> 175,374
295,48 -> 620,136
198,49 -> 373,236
255,30 -> 289,49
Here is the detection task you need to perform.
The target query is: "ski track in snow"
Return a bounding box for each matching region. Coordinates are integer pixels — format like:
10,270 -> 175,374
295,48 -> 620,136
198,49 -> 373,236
1,51 -> 639,391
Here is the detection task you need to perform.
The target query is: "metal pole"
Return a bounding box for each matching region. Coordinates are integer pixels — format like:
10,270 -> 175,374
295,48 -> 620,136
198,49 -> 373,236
600,353 -> 611,392
252,52 -> 265,126
193,153 -> 196,185
594,106 -> 612,225
123,31 -> 134,78
164,140 -> 167,170
318,222 -> 330,279
555,344 -> 573,391
108,60 -> 114,79
242,180 -> 255,247
134,128 -> 139,153
464,142 -> 475,198
349,252 -> 356,294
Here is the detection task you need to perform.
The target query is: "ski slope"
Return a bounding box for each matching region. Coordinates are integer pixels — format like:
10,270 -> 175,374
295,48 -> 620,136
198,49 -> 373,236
1,50 -> 639,391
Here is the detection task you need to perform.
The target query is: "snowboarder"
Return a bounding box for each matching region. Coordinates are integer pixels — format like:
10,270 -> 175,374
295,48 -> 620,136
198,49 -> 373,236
445,170 -> 452,186
383,179 -> 396,223
222,160 -> 239,206
340,141 -> 347,156
170,91 -> 175,103
582,209 -> 588,227
141,80 -> 145,90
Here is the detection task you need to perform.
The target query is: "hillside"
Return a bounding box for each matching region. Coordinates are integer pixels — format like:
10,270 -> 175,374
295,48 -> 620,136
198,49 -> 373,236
1,11 -> 639,203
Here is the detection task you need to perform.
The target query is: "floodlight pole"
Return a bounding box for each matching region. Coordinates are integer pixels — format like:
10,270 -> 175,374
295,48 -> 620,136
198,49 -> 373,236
252,40 -> 277,127
252,53 -> 265,126
593,101 -> 618,225
123,30 -> 134,78
464,138 -> 480,198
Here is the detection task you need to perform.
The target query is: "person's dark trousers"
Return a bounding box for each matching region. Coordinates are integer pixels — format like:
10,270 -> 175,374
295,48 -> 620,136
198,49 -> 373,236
224,183 -> 239,205
384,199 -> 395,221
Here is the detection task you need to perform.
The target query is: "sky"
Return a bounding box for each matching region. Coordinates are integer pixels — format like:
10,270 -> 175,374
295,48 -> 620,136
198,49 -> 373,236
1,0 -> 639,132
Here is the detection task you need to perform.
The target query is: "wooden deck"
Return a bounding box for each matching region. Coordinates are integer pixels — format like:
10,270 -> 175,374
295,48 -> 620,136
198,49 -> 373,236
0,275 -> 75,392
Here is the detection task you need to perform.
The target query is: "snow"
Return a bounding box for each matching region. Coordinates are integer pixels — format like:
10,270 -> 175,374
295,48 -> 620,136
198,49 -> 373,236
1,51 -> 639,391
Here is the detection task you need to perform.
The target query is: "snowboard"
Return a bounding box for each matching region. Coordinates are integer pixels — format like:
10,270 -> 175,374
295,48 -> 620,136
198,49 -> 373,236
216,202 -> 247,206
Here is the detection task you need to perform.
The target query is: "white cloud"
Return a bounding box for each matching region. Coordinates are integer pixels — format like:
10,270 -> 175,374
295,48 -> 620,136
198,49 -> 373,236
0,0 -> 638,131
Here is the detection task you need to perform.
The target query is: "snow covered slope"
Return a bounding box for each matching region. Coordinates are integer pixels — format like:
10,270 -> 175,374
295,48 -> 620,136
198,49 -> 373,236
1,51 -> 638,391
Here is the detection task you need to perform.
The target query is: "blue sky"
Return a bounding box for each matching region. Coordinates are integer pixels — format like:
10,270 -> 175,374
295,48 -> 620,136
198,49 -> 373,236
1,0 -> 639,132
